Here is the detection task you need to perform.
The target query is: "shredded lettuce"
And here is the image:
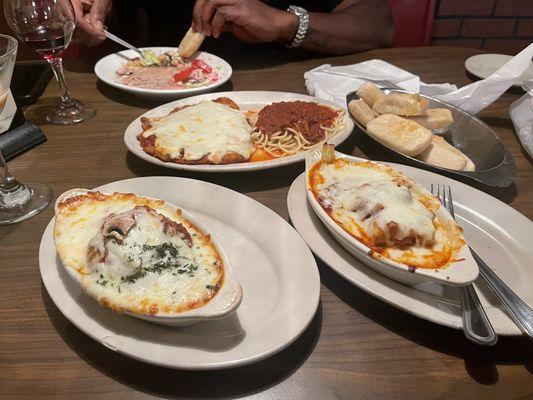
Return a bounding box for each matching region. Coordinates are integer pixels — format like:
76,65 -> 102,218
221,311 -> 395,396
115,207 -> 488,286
140,50 -> 161,66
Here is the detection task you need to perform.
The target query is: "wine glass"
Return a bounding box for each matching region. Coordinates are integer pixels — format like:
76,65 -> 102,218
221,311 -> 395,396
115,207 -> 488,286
4,0 -> 95,125
0,34 -> 52,224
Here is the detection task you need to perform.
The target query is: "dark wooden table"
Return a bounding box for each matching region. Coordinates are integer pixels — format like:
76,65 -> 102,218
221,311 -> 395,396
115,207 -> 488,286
1,46 -> 532,399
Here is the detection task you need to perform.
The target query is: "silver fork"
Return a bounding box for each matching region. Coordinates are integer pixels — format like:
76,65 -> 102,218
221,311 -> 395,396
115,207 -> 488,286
431,184 -> 498,345
103,30 -> 145,59
434,184 -> 533,342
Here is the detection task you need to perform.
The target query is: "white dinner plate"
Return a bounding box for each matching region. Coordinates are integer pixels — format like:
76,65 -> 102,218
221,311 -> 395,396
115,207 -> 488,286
288,167 -> 533,336
124,91 -> 354,172
94,47 -> 232,100
39,177 -> 321,369
465,53 -> 533,87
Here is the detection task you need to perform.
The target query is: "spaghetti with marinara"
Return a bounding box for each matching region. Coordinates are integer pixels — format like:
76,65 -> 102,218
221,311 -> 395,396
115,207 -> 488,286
250,101 -> 345,157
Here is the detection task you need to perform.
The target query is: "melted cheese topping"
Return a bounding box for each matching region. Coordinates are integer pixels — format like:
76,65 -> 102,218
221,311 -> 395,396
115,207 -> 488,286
336,180 -> 436,246
141,101 -> 253,163
309,159 -> 463,269
54,192 -> 223,315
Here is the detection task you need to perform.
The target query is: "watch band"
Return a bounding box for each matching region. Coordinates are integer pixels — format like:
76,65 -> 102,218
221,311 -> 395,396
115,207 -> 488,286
287,6 -> 309,49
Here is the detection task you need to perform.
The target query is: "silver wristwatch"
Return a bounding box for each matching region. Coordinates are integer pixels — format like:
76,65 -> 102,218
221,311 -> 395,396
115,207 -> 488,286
287,5 -> 309,49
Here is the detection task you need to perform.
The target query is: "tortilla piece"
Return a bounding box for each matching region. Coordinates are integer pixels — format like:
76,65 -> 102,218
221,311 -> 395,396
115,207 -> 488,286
178,27 -> 206,58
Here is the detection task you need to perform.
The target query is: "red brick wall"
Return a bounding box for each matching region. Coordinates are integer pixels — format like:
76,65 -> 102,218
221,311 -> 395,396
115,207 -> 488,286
432,0 -> 533,54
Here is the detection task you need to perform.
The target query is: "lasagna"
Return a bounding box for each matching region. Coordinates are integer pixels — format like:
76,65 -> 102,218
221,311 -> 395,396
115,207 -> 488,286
308,149 -> 465,269
54,191 -> 224,316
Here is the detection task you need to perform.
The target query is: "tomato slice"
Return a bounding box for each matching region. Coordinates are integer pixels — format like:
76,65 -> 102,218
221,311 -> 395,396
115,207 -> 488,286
192,59 -> 212,73
173,67 -> 194,82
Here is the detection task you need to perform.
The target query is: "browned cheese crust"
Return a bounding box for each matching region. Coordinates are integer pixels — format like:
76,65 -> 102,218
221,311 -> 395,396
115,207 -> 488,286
55,191 -> 225,316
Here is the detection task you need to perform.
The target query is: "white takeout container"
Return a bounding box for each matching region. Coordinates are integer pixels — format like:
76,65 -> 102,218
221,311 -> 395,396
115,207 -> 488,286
54,188 -> 243,326
305,148 -> 479,287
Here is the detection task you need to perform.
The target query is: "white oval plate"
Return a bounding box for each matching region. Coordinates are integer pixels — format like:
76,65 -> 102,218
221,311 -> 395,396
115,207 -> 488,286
94,47 -> 232,100
465,53 -> 533,87
288,168 -> 533,336
40,177 -> 321,369
124,91 -> 354,172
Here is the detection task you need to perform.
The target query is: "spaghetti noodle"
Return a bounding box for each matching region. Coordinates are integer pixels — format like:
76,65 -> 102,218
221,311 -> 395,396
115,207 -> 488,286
250,101 -> 345,157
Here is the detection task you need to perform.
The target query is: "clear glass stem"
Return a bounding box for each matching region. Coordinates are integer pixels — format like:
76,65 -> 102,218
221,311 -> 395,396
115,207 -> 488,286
47,57 -> 75,108
44,56 -> 94,125
0,148 -> 30,208
0,148 -> 18,190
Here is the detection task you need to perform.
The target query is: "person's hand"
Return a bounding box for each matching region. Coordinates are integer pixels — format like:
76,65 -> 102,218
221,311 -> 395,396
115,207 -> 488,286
72,0 -> 112,46
192,0 -> 298,44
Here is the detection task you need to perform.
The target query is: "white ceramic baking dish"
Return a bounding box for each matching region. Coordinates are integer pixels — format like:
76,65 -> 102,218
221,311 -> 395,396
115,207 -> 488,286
305,148 -> 479,287
54,188 -> 242,326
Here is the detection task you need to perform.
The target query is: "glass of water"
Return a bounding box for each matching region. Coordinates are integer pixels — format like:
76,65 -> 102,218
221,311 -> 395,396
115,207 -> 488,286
0,34 -> 52,225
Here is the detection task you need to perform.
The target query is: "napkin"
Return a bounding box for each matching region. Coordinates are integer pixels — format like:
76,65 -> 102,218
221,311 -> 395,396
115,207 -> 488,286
509,79 -> 533,159
304,59 -> 457,107
0,90 -> 18,134
0,91 -> 46,161
304,43 -> 533,115
436,43 -> 533,114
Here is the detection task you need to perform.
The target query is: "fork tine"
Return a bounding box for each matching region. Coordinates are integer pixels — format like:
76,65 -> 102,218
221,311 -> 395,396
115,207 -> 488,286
447,186 -> 455,219
430,183 -> 434,195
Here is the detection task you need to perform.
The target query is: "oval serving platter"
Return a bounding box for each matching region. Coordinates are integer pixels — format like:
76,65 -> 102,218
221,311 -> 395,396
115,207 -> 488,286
346,88 -> 515,188
124,91 -> 354,172
40,176 -> 321,370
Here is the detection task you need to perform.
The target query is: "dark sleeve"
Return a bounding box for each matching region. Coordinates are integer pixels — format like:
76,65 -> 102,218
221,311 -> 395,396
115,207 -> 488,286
265,0 -> 343,13
309,0 -> 344,12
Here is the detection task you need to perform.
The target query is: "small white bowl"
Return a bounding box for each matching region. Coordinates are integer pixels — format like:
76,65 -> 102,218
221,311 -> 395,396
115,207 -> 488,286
305,149 -> 479,287
55,188 -> 242,326
94,47 -> 232,101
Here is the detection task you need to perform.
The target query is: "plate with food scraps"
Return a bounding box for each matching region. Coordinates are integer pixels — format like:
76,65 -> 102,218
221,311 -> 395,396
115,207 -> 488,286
40,176 -> 320,369
124,90 -> 354,172
346,83 -> 515,188
94,47 -> 232,100
287,164 -> 533,335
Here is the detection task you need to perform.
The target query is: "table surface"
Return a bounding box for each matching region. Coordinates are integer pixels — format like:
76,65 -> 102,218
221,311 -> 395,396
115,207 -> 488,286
1,46 -> 532,400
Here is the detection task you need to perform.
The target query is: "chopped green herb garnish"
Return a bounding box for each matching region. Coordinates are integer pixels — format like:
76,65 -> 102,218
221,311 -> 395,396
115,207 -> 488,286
119,242 -> 197,284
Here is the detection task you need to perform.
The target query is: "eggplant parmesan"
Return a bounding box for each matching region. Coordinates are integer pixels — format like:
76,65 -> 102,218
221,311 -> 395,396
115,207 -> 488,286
138,97 -> 254,165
